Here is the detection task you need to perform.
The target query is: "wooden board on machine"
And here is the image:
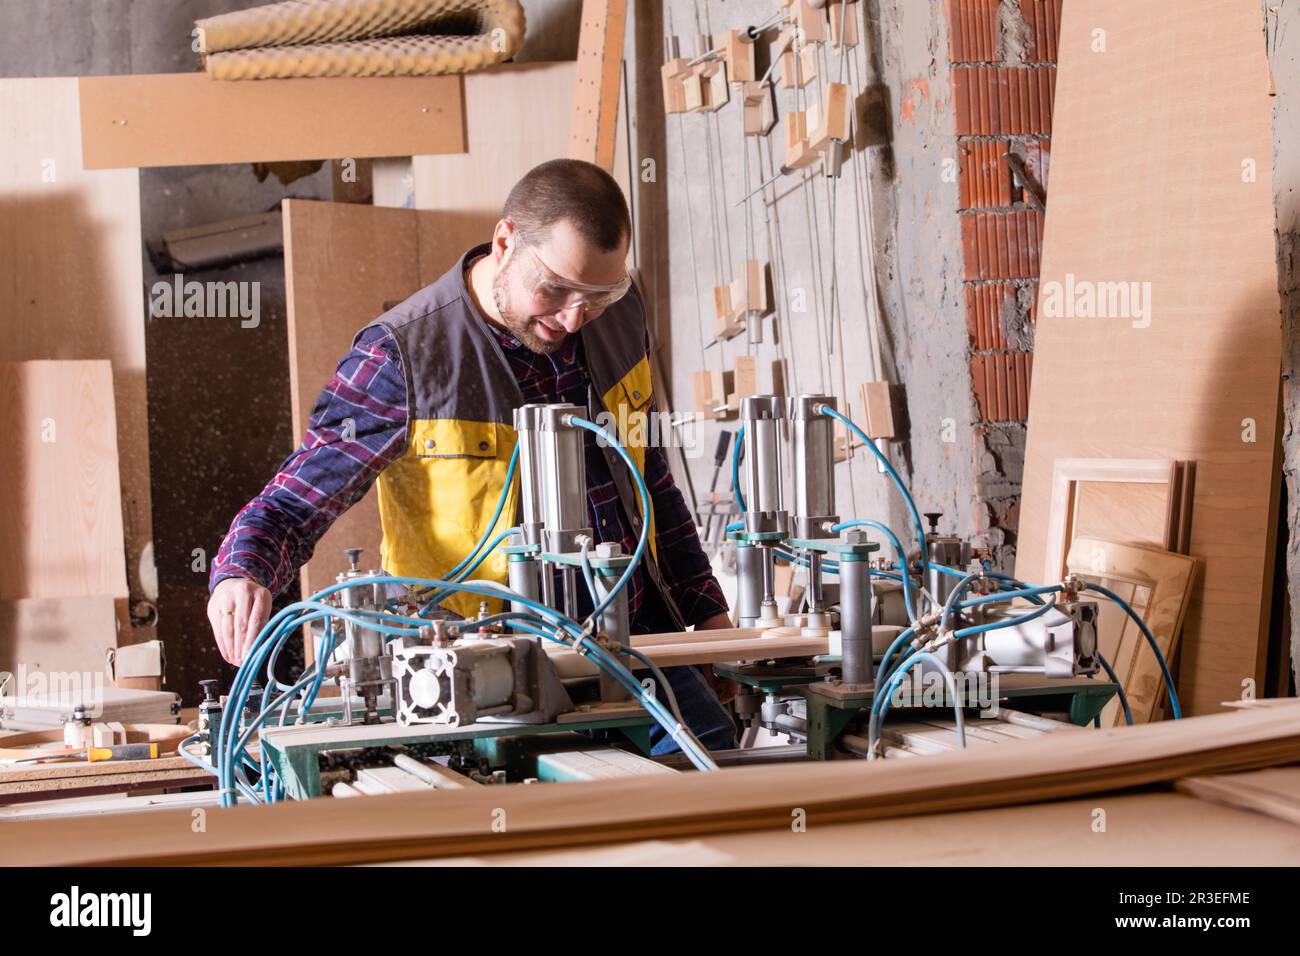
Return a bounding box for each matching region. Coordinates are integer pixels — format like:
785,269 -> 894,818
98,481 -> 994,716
7,701 -> 1300,866
1014,0 -> 1281,716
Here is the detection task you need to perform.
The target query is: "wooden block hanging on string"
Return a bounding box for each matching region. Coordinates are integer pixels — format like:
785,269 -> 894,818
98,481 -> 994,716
737,259 -> 769,314
716,30 -> 756,83
742,82 -> 776,136
770,359 -> 788,397
733,355 -> 759,403
828,0 -> 859,49
700,61 -> 730,112
709,369 -> 735,415
661,58 -> 691,113
798,45 -> 819,86
784,110 -> 819,170
693,370 -> 725,421
860,381 -> 905,440
713,285 -> 745,340
795,0 -> 828,43
809,81 -> 852,152
681,65 -> 708,112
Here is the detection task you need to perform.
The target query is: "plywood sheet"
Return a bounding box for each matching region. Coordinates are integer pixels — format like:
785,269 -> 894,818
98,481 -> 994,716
0,79 -> 149,631
0,362 -> 127,602
413,62 -> 582,226
1016,0 -> 1281,715
282,201 -> 422,595
78,73 -> 465,169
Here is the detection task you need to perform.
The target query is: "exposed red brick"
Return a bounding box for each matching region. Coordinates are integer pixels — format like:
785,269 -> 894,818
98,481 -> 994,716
953,68 -> 971,135
970,355 -> 986,420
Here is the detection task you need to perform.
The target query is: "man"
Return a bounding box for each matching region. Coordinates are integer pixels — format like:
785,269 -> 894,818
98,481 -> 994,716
207,158 -> 737,753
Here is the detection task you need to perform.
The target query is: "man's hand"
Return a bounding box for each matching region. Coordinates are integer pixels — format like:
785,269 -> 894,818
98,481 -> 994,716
694,610 -> 740,704
208,577 -> 272,665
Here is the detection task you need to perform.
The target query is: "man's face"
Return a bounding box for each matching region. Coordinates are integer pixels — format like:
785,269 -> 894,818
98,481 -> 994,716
491,220 -> 629,355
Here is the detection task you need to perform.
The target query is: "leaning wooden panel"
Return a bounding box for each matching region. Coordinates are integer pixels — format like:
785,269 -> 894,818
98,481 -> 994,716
0,78 -> 150,640
5,703 -> 1300,866
78,73 -> 465,169
281,200 -> 424,594
1015,0 -> 1281,715
1066,536 -> 1198,726
0,362 -> 128,603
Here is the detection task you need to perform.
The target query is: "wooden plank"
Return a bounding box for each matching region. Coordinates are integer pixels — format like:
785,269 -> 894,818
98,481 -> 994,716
0,362 -> 127,604
1015,0 -> 1281,715
281,201 -> 424,595
0,79 -> 150,639
5,701 -> 1300,866
0,595 -> 117,675
1066,536 -> 1199,725
413,791 -> 1300,866
1175,767 -> 1300,827
78,73 -> 465,169
569,0 -> 628,172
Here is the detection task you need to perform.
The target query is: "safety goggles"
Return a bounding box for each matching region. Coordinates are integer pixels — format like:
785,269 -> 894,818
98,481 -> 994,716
511,231 -> 631,313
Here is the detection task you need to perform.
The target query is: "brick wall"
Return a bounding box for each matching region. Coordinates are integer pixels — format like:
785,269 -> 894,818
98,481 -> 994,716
946,0 -> 1060,563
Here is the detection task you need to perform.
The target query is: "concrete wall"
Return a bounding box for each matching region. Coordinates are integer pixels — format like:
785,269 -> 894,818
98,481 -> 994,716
651,0 -> 974,581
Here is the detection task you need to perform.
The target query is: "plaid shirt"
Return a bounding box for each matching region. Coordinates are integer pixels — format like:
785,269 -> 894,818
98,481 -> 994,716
211,300 -> 727,633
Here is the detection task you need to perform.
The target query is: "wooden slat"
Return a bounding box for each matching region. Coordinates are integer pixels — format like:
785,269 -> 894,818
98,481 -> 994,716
78,73 -> 465,169
569,0 -> 629,172
1016,0 -> 1281,715
1176,767 -> 1300,827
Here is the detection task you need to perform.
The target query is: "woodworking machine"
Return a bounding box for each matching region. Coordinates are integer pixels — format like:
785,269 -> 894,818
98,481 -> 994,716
196,395 -> 1116,802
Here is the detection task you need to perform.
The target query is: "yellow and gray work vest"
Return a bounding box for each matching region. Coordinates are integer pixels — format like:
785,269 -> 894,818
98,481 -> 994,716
362,243 -> 684,627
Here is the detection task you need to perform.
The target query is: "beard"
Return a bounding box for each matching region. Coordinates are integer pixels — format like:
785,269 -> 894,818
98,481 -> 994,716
491,259 -> 567,355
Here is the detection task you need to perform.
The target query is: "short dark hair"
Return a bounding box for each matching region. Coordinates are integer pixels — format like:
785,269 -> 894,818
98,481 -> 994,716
502,159 -> 630,252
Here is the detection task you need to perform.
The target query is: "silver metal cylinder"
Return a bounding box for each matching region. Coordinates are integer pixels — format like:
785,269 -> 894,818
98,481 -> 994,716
593,572 -> 631,702
513,404 -> 546,546
791,394 -> 839,539
741,395 -> 787,534
537,404 -> 590,553
839,559 -> 874,686
507,554 -> 540,630
926,535 -> 967,670
735,542 -> 764,626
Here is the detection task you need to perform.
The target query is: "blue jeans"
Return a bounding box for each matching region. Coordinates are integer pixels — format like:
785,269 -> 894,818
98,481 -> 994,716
640,664 -> 737,756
